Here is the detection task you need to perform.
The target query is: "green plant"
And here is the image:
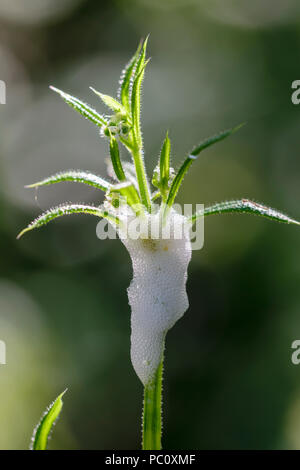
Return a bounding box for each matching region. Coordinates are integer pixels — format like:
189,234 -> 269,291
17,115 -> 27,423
19,37 -> 299,450
31,391 -> 66,450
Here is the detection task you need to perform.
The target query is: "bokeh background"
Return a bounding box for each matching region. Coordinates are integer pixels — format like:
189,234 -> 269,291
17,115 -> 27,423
0,0 -> 300,450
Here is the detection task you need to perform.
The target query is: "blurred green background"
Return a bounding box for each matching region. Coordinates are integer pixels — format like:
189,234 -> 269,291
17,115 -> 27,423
0,0 -> 300,450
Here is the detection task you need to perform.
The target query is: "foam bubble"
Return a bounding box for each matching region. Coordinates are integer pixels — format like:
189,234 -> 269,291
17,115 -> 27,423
121,210 -> 192,385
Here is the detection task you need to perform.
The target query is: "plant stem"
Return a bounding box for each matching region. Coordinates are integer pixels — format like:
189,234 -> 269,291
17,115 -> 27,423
142,358 -> 163,450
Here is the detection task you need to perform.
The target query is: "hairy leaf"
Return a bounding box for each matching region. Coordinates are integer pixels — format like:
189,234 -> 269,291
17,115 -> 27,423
189,199 -> 300,225
17,204 -> 119,239
31,390 -> 66,450
165,124 -> 244,211
89,87 -> 127,115
118,41 -> 142,113
190,123 -> 245,157
25,170 -> 111,192
131,58 -> 149,147
109,136 -> 126,181
130,58 -> 151,210
50,86 -> 107,128
131,36 -> 149,146
159,132 -> 171,200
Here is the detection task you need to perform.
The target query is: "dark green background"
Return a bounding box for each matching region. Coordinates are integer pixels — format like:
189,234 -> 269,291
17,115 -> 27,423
0,0 -> 299,449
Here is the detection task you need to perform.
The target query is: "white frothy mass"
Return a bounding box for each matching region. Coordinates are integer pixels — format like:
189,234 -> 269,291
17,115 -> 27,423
120,210 -> 192,385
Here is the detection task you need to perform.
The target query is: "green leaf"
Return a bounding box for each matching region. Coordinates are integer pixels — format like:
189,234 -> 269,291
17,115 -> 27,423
189,199 -> 300,225
25,170 -> 111,192
109,181 -> 141,212
89,87 -> 127,115
17,204 -> 120,239
109,136 -> 126,181
131,54 -> 150,147
165,124 -> 244,212
129,39 -> 151,211
131,36 -> 150,146
151,190 -> 161,202
190,123 -> 245,157
118,41 -> 142,113
31,390 -> 66,450
50,86 -> 107,128
159,132 -> 171,200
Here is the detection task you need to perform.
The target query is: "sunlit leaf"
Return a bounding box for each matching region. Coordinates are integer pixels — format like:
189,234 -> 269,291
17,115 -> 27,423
89,87 -> 127,115
129,39 -> 151,211
131,37 -> 149,147
50,86 -> 107,128
31,390 -> 66,450
25,170 -> 111,192
118,41 -> 142,113
189,199 -> 300,225
17,204 -> 120,239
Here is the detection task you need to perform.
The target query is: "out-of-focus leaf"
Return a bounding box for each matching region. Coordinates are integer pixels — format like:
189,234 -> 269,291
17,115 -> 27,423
151,190 -> 161,202
31,390 -> 66,450
165,124 -> 244,211
190,123 -> 245,157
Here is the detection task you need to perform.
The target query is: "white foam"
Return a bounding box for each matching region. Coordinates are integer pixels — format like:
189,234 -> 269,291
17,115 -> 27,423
120,210 -> 192,385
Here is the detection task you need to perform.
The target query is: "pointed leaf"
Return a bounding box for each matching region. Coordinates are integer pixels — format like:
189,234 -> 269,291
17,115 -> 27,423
17,204 -> 120,239
109,136 -> 126,181
165,124 -> 244,211
131,37 -> 149,146
118,41 -> 142,113
131,59 -> 149,147
159,131 -> 171,200
89,87 -> 127,115
26,170 -> 111,192
125,37 -> 151,212
190,123 -> 245,157
189,199 -> 300,225
31,390 -> 66,450
50,86 -> 107,128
